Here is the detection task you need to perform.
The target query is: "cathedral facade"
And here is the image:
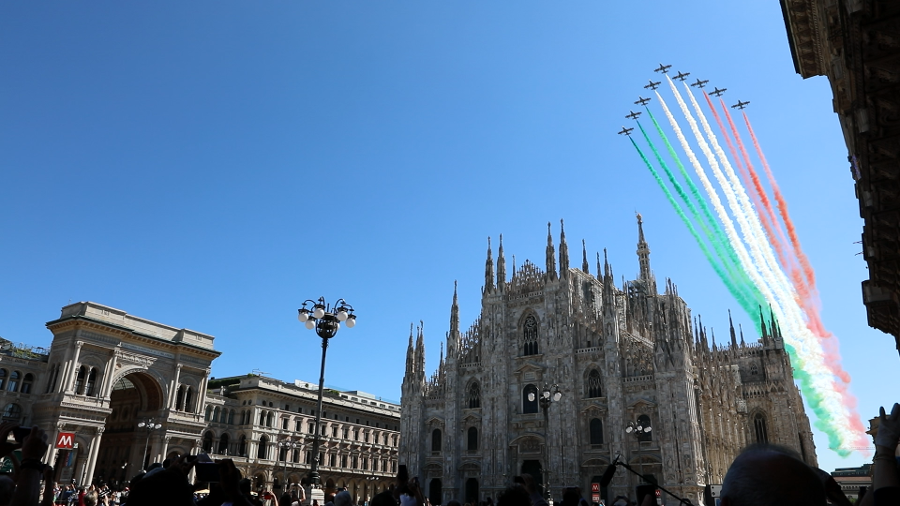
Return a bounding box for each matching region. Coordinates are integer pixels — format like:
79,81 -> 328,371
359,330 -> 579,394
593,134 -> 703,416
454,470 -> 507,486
399,217 -> 817,506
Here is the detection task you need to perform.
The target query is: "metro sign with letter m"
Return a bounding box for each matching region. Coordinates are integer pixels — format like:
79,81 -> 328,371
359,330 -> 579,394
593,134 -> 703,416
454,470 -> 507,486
55,432 -> 75,449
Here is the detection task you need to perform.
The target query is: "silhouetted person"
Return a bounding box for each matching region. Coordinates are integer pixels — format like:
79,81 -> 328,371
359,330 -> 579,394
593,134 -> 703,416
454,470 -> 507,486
720,444 -> 825,506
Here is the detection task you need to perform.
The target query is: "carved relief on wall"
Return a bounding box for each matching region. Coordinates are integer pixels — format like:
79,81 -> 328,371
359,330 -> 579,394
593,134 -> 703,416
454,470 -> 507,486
519,437 -> 542,454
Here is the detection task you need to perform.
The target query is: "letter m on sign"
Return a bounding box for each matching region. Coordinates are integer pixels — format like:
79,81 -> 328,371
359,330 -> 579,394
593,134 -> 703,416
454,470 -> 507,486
56,432 -> 75,449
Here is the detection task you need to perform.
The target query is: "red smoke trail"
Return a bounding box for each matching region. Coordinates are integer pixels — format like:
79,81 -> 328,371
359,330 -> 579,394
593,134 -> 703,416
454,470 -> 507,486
743,112 -> 818,294
705,92 -> 791,271
739,111 -> 864,444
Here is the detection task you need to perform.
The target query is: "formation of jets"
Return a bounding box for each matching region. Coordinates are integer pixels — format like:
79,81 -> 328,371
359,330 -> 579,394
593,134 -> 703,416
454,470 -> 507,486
619,67 -> 750,137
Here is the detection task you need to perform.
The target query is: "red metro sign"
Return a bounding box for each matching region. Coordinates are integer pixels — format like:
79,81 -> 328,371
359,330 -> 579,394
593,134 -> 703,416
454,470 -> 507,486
55,432 -> 75,449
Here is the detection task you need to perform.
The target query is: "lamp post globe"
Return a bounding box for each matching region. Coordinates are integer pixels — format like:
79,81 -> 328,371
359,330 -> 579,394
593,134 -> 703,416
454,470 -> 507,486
297,298 -> 356,489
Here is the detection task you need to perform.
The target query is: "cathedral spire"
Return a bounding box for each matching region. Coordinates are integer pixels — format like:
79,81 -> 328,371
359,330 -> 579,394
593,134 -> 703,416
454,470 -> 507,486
758,306 -> 769,346
729,310 -> 738,349
559,219 -> 569,278
596,252 -> 602,279
497,234 -> 507,292
415,321 -> 425,376
546,222 -> 557,280
405,323 -> 414,374
739,324 -> 746,347
450,281 -> 459,338
636,213 -> 656,293
484,238 -> 495,294
582,240 -> 590,274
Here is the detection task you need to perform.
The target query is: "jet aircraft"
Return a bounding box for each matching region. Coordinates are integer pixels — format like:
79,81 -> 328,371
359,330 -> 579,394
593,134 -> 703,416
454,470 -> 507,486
731,100 -> 750,110
690,79 -> 709,88
654,63 -> 672,74
634,96 -> 651,106
644,80 -> 661,90
673,71 -> 691,81
625,110 -> 642,120
710,87 -> 727,97
618,126 -> 634,136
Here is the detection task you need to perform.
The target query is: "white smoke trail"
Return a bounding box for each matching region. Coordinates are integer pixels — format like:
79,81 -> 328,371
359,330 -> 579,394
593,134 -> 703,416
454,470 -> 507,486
671,79 -> 858,447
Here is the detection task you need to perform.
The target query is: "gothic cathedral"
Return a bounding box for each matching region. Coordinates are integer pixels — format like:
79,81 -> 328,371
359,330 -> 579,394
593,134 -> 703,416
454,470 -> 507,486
400,217 -> 816,506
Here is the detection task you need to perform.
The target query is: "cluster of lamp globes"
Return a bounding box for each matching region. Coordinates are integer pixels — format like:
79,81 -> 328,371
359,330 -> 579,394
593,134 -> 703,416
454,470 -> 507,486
297,301 -> 357,330
138,420 -> 162,431
527,386 -> 563,403
624,421 -> 652,435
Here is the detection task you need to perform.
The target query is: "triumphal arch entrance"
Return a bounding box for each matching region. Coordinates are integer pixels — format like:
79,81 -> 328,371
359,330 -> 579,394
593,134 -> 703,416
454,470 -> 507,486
32,302 -> 220,485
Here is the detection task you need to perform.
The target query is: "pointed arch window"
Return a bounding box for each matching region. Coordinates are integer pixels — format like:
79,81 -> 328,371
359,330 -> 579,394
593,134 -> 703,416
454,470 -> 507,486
7,371 -> 20,393
523,384 -> 539,414
586,370 -> 602,398
467,427 -> 478,451
468,383 -> 481,409
753,413 -> 769,444
431,429 -> 442,452
202,431 -> 214,453
218,433 -> 230,454
176,386 -> 186,411
523,314 -> 539,356
589,418 -> 604,445
0,370 -> 6,391
74,366 -> 86,394
239,435 -> 247,456
750,364 -> 759,376
185,386 -> 194,412
258,435 -> 269,459
21,374 -> 34,395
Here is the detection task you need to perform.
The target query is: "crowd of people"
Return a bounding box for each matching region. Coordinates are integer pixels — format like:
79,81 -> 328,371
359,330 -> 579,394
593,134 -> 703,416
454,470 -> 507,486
0,403 -> 894,506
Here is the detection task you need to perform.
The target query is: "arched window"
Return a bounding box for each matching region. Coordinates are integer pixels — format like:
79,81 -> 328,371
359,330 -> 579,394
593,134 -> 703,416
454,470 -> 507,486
228,410 -> 235,425
589,418 -> 604,445
431,429 -> 442,452
267,412 -> 274,427
44,366 -> 55,393
467,427 -> 478,451
0,369 -> 6,391
523,314 -> 539,356
258,435 -> 269,459
750,364 -> 759,376
523,384 -> 539,414
205,406 -> 212,422
753,413 -> 769,444
20,374 -> 34,395
239,435 -> 247,456
468,383 -> 481,409
586,370 -> 602,398
7,371 -> 20,393
74,366 -> 85,394
184,386 -> 194,412
85,368 -> 97,396
202,431 -> 214,453
1,404 -> 21,422
213,407 -> 221,423
218,433 -> 230,454
637,414 -> 652,442
176,386 -> 186,411
220,408 -> 228,424
259,410 -> 266,426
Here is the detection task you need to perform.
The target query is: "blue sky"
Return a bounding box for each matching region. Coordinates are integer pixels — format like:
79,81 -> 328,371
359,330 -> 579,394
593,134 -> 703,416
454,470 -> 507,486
0,1 -> 893,473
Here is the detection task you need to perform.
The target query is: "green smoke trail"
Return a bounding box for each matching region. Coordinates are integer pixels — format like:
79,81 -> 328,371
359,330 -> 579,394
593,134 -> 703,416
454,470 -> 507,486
644,108 -> 767,314
629,133 -> 754,312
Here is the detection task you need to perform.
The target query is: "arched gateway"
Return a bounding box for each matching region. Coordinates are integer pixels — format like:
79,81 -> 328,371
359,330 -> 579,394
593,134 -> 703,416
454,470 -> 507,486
34,302 -> 220,486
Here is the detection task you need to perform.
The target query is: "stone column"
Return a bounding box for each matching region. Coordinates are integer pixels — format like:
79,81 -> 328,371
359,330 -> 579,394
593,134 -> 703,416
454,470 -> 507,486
161,435 -> 171,461
169,365 -> 183,410
65,341 -> 84,394
196,368 -> 211,414
100,349 -> 119,399
84,427 -> 104,485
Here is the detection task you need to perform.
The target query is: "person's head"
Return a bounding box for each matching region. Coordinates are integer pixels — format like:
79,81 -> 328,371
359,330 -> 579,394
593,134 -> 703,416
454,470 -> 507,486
0,475 -> 15,505
238,478 -> 253,497
371,491 -> 397,506
721,444 -> 826,506
122,468 -> 194,506
83,490 -> 99,506
497,486 -> 532,506
562,488 -> 581,506
335,490 -> 353,506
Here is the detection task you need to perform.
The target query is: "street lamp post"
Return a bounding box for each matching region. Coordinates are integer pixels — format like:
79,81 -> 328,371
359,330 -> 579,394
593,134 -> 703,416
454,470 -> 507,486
624,420 -> 653,485
137,419 -> 163,472
528,383 -> 562,502
297,297 -> 356,488
279,438 -> 303,492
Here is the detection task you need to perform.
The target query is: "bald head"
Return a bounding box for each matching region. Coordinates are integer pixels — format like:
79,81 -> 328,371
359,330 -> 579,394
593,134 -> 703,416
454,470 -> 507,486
721,446 -> 825,506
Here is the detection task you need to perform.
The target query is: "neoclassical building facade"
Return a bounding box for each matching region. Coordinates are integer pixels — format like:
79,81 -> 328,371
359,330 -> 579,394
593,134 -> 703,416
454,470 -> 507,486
0,302 -> 399,496
400,218 -> 817,505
